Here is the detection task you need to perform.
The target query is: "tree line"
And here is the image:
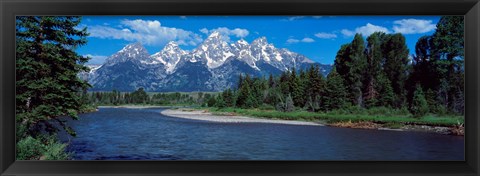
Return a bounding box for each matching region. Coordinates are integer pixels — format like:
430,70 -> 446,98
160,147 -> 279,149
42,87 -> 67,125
81,88 -> 218,106
207,16 -> 464,117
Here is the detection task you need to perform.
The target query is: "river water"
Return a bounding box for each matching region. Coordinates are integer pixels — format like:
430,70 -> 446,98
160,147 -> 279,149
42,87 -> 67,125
59,107 -> 464,160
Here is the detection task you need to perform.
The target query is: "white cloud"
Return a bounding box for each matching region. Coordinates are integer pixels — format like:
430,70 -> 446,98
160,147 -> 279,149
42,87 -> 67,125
301,37 -> 315,43
200,27 -> 249,41
84,54 -> 108,65
312,16 -> 323,19
314,32 -> 337,39
180,16 -> 187,19
341,23 -> 390,37
286,38 -> 300,44
392,19 -> 436,34
286,37 -> 315,44
340,29 -> 355,37
199,28 -> 209,34
88,19 -> 203,46
283,16 -> 305,21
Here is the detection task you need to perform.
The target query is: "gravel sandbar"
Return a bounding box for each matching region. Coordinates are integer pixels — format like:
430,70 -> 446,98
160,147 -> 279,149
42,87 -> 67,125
161,109 -> 323,126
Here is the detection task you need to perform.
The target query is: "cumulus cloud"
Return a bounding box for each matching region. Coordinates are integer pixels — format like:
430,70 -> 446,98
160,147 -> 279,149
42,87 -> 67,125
88,19 -> 203,46
84,54 -> 108,65
392,19 -> 436,34
341,23 -> 390,37
199,27 -> 249,41
314,32 -> 337,39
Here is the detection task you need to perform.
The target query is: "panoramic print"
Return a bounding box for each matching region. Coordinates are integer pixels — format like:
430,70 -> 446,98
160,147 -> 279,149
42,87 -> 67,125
16,16 -> 464,160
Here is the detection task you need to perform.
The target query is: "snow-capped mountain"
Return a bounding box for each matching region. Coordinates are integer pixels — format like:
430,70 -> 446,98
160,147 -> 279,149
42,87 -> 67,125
151,41 -> 187,74
191,31 -> 236,69
104,42 -> 154,66
83,33 -> 332,92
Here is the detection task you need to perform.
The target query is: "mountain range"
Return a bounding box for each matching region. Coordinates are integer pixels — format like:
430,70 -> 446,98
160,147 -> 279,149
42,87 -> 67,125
81,31 -> 332,92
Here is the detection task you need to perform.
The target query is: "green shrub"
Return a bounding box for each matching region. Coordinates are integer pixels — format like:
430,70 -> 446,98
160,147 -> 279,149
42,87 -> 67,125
16,136 -> 44,160
42,137 -> 70,160
16,135 -> 70,160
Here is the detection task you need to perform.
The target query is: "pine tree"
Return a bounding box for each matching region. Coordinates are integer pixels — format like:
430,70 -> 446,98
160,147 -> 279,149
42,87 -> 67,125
376,73 -> 395,107
222,88 -> 234,107
383,33 -> 410,108
236,76 -> 254,108
335,34 -> 367,107
216,95 -> 227,108
363,32 -> 386,108
324,68 -> 347,111
411,85 -> 429,117
16,16 -> 90,137
214,95 -> 225,108
431,16 -> 464,113
289,67 -> 304,107
279,71 -> 291,96
285,94 -> 295,112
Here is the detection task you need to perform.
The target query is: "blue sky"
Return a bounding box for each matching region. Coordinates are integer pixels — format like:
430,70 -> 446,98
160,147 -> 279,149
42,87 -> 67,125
76,16 -> 441,65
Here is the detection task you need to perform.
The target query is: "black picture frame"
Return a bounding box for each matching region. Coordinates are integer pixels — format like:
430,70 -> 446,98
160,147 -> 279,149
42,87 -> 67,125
1,0 -> 479,175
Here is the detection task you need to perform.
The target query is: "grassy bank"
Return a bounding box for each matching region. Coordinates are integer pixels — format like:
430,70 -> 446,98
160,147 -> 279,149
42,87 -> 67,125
202,107 -> 464,127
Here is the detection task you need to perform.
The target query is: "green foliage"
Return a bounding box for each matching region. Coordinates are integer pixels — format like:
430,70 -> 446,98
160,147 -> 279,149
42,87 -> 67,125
335,34 -> 367,106
411,85 -> 429,117
206,96 -> 216,107
408,16 -> 464,115
276,95 -> 295,112
16,16 -> 90,138
208,107 -> 463,127
323,68 -> 347,111
16,136 -> 44,160
383,33 -> 410,108
17,135 -> 70,160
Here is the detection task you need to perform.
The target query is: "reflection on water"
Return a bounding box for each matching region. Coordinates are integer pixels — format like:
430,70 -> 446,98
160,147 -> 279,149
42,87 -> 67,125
58,108 -> 464,160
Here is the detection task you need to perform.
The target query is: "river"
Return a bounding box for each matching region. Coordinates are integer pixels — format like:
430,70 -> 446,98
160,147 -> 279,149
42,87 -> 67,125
59,107 -> 464,160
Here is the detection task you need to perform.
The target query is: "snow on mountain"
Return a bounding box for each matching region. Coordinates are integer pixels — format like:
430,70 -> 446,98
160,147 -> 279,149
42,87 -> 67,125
104,42 -> 153,66
83,33 -> 330,92
191,31 -> 236,69
151,41 -> 187,74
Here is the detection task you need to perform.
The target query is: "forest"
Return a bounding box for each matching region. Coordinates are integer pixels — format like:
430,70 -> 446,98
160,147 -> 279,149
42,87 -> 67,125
15,16 -> 464,160
205,16 -> 464,119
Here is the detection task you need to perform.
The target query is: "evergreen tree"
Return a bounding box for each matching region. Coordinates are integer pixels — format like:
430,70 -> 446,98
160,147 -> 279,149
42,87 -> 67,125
207,95 -> 217,107
431,16 -> 464,113
363,32 -> 386,108
289,67 -> 304,107
16,16 -> 90,137
411,85 -> 429,117
323,68 -> 347,111
375,73 -> 395,107
222,88 -> 234,107
217,95 -> 227,108
236,76 -> 253,108
335,34 -> 367,106
268,73 -> 276,88
279,71 -> 291,96
383,33 -> 409,108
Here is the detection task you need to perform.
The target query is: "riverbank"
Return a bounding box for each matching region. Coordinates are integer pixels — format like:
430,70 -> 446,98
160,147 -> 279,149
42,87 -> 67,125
98,105 -> 189,109
163,108 -> 464,136
160,109 -> 323,126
